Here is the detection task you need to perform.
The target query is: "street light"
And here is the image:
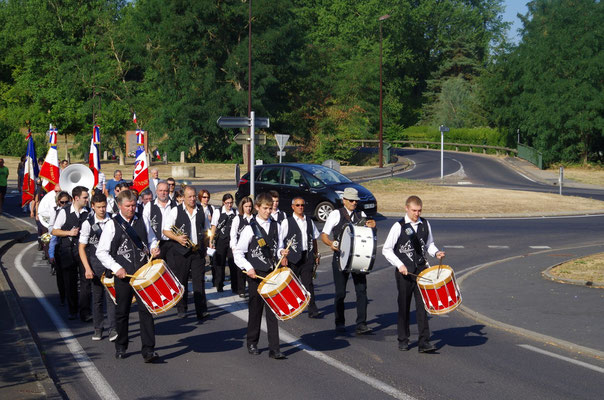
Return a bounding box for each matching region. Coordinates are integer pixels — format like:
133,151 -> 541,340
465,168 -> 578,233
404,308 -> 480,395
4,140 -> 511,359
378,14 -> 390,168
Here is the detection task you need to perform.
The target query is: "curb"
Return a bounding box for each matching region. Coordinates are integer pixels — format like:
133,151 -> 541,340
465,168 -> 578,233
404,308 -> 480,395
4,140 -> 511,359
455,251 -> 604,360
0,228 -> 62,399
542,263 -> 604,289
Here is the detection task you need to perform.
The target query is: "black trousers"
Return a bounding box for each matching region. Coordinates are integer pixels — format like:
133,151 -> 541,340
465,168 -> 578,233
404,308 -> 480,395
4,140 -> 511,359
170,249 -> 207,318
213,241 -> 241,293
395,269 -> 430,345
332,255 -> 368,327
114,276 -> 155,356
91,274 -> 116,330
79,263 -> 92,320
290,251 -> 318,314
247,271 -> 279,352
57,246 -> 80,315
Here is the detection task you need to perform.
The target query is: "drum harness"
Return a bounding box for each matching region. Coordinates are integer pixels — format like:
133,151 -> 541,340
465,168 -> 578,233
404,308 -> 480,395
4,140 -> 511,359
114,214 -> 151,276
249,218 -> 277,270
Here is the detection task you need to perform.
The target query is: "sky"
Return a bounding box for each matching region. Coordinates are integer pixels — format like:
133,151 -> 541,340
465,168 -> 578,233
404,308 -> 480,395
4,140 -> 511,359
502,0 -> 530,43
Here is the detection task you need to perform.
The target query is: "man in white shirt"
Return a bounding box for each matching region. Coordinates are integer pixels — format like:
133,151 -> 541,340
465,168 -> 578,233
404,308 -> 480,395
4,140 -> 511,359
148,169 -> 160,198
233,192 -> 288,359
321,187 -> 375,335
96,190 -> 160,362
282,197 -> 321,318
163,186 -> 208,320
382,195 -> 444,353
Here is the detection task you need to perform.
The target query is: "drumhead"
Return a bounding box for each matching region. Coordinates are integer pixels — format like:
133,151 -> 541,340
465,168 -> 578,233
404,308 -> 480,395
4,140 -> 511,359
338,224 -> 353,271
417,265 -> 453,289
259,269 -> 291,295
131,259 -> 167,286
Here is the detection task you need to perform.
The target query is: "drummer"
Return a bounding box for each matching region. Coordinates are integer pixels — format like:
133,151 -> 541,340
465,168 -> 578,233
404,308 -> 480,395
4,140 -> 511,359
96,189 -> 161,363
382,195 -> 444,353
320,187 -> 375,335
233,192 -> 288,359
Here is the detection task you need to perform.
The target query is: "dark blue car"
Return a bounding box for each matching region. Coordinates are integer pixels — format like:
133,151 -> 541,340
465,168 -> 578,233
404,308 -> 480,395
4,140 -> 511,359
235,163 -> 377,222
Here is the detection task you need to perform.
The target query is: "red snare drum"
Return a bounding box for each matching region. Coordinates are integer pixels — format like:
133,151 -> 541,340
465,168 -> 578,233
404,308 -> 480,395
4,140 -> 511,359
130,259 -> 184,315
417,265 -> 462,315
101,273 -> 118,305
258,267 -> 310,321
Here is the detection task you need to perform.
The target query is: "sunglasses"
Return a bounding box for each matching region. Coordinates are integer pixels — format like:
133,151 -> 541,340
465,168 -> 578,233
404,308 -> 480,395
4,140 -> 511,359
202,196 -> 209,199
59,200 -> 69,205
346,199 -> 358,203
293,204 -> 305,207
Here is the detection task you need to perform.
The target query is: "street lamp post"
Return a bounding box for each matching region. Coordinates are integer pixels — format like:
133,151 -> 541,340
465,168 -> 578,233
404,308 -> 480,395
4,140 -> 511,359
378,14 -> 390,168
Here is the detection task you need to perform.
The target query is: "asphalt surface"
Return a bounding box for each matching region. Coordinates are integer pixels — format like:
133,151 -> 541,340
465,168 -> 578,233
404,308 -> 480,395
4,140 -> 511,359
1,152 -> 604,399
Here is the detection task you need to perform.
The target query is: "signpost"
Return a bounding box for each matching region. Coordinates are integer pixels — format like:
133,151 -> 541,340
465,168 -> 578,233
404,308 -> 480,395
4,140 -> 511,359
439,125 -> 449,179
274,134 -> 290,163
217,113 -> 270,199
233,132 -> 267,145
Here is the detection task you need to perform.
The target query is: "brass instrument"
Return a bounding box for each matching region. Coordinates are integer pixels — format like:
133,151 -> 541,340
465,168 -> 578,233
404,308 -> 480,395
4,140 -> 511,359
40,233 -> 52,245
170,225 -> 199,252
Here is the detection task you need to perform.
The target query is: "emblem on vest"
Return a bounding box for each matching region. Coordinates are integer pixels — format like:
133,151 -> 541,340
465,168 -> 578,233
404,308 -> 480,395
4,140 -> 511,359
89,235 -> 100,247
251,246 -> 267,264
117,239 -> 131,262
150,214 -> 159,234
289,236 -> 299,253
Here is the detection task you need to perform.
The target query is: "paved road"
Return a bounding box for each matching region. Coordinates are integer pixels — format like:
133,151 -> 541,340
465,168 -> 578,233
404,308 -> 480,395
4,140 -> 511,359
3,209 -> 604,400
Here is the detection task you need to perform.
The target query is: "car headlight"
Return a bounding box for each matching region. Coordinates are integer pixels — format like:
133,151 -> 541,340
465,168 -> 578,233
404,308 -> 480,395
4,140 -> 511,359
335,190 -> 344,199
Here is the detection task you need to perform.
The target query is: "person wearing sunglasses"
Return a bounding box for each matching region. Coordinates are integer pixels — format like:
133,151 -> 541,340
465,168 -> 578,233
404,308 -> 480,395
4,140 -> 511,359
48,191 -> 71,305
320,187 -> 376,335
281,197 -> 322,318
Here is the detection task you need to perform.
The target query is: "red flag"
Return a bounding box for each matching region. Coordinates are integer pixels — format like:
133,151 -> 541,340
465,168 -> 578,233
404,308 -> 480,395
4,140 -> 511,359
39,127 -> 59,192
133,112 -> 137,125
22,134 -> 38,207
132,132 -> 148,192
89,125 -> 101,188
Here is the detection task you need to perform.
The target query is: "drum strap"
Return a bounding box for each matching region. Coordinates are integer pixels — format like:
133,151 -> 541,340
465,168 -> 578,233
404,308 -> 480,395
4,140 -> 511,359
400,221 -> 426,264
249,218 -> 276,266
114,214 -> 148,253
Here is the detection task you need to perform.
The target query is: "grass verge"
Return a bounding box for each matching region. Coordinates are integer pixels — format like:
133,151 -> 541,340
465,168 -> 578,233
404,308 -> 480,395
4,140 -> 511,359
548,253 -> 604,285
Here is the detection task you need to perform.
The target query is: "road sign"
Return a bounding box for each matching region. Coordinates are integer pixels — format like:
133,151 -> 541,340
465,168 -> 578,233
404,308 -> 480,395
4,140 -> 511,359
233,132 -> 267,145
274,134 -> 290,150
217,116 -> 270,129
277,151 -> 286,156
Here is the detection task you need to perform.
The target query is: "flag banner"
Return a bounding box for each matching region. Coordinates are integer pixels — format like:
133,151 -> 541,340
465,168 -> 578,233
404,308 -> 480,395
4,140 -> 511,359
22,133 -> 39,207
89,125 -> 101,188
39,127 -> 60,192
133,112 -> 137,125
132,130 -> 148,192
153,148 -> 161,160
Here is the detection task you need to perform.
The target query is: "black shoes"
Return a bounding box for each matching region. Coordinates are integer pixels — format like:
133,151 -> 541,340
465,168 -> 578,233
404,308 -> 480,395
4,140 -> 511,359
247,344 -> 259,355
177,311 -> 187,318
115,350 -> 126,359
268,351 -> 286,360
308,311 -> 323,319
81,314 -> 93,323
398,341 -> 409,351
197,311 -> 210,320
143,351 -> 159,363
418,342 -> 437,353
355,324 -> 372,335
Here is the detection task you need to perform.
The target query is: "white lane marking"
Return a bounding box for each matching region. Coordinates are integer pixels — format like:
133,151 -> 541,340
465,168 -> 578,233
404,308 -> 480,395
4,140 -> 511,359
207,290 -> 416,400
514,170 -> 537,183
529,246 -> 551,249
2,212 -> 37,228
444,245 -> 464,249
518,345 -> 604,374
488,245 -> 509,249
457,181 -> 472,185
15,242 -> 120,400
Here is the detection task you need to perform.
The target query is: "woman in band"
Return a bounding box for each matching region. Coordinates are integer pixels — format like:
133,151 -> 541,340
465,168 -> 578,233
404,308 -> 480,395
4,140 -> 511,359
229,197 -> 254,298
210,194 -> 237,292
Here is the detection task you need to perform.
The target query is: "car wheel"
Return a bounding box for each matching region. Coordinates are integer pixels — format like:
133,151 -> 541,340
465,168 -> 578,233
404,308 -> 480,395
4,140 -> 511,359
314,201 -> 334,222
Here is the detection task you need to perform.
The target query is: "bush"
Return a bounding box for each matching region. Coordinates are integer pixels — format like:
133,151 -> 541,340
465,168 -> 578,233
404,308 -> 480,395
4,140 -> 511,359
0,131 -> 48,157
388,125 -> 506,146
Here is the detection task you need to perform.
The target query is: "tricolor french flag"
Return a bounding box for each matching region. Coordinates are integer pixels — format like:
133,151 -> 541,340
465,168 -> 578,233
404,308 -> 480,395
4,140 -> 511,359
132,130 -> 149,192
22,132 -> 39,207
39,126 -> 60,192
89,125 -> 101,188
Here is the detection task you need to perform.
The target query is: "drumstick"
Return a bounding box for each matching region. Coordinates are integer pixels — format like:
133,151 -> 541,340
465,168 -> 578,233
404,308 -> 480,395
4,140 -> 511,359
274,239 -> 294,270
254,274 -> 277,285
407,272 -> 432,283
437,256 -> 444,280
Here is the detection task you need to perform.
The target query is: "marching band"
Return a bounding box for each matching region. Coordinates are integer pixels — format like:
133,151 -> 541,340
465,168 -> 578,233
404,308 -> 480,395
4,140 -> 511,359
31,162 -> 457,363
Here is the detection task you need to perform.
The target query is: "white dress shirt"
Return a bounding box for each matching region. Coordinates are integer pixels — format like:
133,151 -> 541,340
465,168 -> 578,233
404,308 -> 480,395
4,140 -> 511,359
210,205 -> 237,227
163,204 -> 199,245
382,215 -> 439,269
233,216 -> 285,272
322,208 -> 367,236
96,212 -> 159,274
230,214 -> 253,250
79,214 -> 111,245
52,204 -> 87,233
143,198 -> 172,240
201,204 -> 214,234
280,214 -> 320,251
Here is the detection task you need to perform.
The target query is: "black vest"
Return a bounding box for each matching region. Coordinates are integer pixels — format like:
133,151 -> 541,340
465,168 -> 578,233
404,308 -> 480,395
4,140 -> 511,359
84,214 -> 108,275
332,207 -> 362,240
58,205 -> 89,250
148,202 -> 169,239
272,210 -> 286,223
393,218 -> 430,274
109,216 -> 149,274
236,215 -> 251,242
246,217 -> 279,272
284,216 -> 314,264
172,204 -> 206,256
216,208 -> 236,243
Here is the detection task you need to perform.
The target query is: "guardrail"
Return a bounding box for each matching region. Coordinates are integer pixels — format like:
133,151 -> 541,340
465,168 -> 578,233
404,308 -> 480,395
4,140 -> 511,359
351,139 -> 518,156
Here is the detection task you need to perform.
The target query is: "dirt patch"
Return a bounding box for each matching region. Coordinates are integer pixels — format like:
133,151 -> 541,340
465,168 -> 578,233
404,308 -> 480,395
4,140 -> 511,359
361,178 -> 604,215
549,165 -> 604,186
548,253 -> 604,285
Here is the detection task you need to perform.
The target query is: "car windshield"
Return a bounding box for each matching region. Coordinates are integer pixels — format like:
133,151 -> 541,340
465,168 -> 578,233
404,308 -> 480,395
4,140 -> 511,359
306,165 -> 352,185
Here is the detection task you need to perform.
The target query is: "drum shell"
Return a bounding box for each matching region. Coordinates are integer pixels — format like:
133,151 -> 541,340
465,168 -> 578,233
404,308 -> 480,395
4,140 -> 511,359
417,265 -> 462,315
130,259 -> 184,315
257,267 -> 310,321
338,224 -> 377,274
